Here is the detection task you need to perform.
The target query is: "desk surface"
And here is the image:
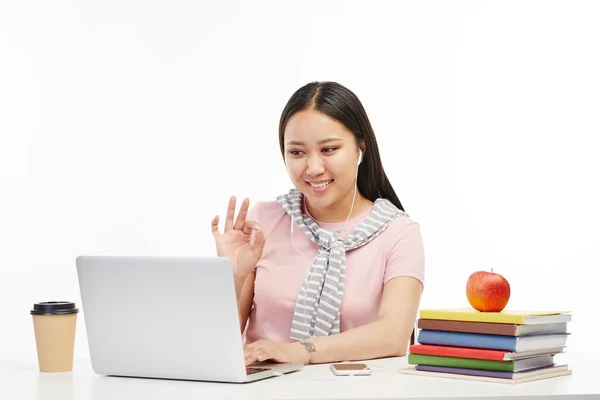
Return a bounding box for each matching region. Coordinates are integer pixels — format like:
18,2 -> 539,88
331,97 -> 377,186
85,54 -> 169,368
1,353 -> 599,400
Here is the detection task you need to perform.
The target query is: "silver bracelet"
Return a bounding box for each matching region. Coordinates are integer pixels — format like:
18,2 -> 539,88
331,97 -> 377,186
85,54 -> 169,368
300,340 -> 316,364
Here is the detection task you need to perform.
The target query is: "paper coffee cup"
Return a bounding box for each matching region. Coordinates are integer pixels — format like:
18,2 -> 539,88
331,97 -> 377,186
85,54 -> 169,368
31,301 -> 79,372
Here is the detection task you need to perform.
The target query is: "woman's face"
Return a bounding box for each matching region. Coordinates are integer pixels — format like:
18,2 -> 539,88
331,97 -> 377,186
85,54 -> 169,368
283,109 -> 362,212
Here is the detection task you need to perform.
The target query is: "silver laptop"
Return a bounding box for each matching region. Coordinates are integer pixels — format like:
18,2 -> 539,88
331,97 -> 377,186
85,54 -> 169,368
75,255 -> 303,383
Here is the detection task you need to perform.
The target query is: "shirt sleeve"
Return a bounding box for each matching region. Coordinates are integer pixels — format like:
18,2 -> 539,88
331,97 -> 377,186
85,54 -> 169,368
383,222 -> 425,287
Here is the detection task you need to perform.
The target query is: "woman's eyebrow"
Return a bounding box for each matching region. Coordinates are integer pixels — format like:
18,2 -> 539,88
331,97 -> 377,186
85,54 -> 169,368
286,138 -> 343,146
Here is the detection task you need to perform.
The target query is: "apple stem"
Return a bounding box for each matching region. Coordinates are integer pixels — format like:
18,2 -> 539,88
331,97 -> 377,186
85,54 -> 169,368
491,268 -> 494,273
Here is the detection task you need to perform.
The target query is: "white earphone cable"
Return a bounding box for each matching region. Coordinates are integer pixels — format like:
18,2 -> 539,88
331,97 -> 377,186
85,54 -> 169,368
272,363 -> 387,382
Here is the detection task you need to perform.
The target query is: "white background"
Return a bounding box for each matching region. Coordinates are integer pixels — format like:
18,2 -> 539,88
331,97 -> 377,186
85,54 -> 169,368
1,0 -> 598,361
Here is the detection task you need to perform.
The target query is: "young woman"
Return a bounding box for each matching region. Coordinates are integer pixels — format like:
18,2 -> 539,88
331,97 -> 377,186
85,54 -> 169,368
211,81 -> 425,366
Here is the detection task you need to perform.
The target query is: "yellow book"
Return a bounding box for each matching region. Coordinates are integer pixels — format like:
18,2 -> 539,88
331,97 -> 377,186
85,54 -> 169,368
419,308 -> 571,325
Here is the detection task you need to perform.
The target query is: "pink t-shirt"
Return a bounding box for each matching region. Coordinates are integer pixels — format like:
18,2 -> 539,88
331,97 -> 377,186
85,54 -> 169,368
244,199 -> 425,344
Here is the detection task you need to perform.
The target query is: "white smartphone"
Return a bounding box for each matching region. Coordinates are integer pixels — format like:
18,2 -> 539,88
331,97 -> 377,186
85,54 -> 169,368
329,363 -> 372,376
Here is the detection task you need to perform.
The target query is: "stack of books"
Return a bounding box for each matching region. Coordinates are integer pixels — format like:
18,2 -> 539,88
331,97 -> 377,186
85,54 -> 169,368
399,308 -> 572,383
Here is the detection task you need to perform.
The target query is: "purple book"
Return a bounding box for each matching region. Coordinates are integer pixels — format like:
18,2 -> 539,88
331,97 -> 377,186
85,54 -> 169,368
415,364 -> 557,379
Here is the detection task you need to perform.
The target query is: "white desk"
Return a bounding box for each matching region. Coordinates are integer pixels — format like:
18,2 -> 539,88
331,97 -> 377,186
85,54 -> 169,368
1,353 -> 599,400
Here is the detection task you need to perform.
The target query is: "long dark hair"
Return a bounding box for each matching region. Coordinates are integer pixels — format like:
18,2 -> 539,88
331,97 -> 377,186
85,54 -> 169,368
278,81 -> 405,212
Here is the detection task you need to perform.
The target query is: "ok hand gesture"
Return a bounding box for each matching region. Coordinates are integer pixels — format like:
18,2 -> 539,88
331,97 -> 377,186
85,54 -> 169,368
211,196 -> 266,278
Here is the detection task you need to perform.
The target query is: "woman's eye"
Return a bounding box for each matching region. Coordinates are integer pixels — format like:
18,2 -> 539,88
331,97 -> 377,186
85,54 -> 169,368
289,150 -> 303,156
322,147 -> 338,153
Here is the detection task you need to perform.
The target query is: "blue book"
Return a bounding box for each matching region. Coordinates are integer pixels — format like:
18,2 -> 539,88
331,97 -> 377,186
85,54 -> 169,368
417,330 -> 569,352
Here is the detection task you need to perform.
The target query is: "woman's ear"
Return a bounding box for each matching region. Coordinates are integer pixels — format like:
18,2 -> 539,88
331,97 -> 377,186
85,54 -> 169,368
359,143 -> 366,161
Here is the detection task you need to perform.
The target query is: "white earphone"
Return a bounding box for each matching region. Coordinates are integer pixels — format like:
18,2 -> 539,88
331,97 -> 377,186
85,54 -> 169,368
289,148 -> 363,338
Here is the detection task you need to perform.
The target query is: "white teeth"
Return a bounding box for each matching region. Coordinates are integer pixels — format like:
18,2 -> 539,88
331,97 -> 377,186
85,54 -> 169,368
310,180 -> 332,188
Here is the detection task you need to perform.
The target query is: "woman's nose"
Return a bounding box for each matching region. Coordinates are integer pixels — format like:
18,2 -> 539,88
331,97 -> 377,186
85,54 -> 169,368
306,156 -> 325,176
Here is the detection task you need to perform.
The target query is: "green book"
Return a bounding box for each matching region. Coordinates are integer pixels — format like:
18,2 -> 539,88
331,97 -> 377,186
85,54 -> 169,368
408,353 -> 554,372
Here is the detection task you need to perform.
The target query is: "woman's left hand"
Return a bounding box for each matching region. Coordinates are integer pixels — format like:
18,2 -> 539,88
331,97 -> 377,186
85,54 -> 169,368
244,340 -> 306,366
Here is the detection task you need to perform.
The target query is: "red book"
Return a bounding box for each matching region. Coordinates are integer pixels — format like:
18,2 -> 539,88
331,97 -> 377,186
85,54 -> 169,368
409,344 -> 564,361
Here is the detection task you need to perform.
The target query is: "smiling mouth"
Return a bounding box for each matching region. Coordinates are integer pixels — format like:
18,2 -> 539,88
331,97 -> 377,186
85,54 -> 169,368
308,179 -> 333,189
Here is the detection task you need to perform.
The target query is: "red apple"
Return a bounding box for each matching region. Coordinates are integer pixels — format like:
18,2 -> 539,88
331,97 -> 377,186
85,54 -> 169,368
466,269 -> 511,312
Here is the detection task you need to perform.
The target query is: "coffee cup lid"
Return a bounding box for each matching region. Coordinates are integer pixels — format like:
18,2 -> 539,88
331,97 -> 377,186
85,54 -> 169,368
30,301 -> 79,315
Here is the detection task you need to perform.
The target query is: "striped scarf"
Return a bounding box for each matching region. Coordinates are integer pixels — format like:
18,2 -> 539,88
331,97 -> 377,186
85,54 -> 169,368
277,188 -> 407,340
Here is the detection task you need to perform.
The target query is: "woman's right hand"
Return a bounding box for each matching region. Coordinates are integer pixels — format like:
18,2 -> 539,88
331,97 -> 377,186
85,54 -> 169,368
211,196 -> 266,279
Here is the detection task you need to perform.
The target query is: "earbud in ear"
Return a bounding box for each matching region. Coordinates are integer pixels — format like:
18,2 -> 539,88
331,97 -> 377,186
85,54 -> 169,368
357,150 -> 363,166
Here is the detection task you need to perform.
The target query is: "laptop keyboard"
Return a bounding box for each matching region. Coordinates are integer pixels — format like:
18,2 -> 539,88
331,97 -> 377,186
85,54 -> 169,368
246,366 -> 270,375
